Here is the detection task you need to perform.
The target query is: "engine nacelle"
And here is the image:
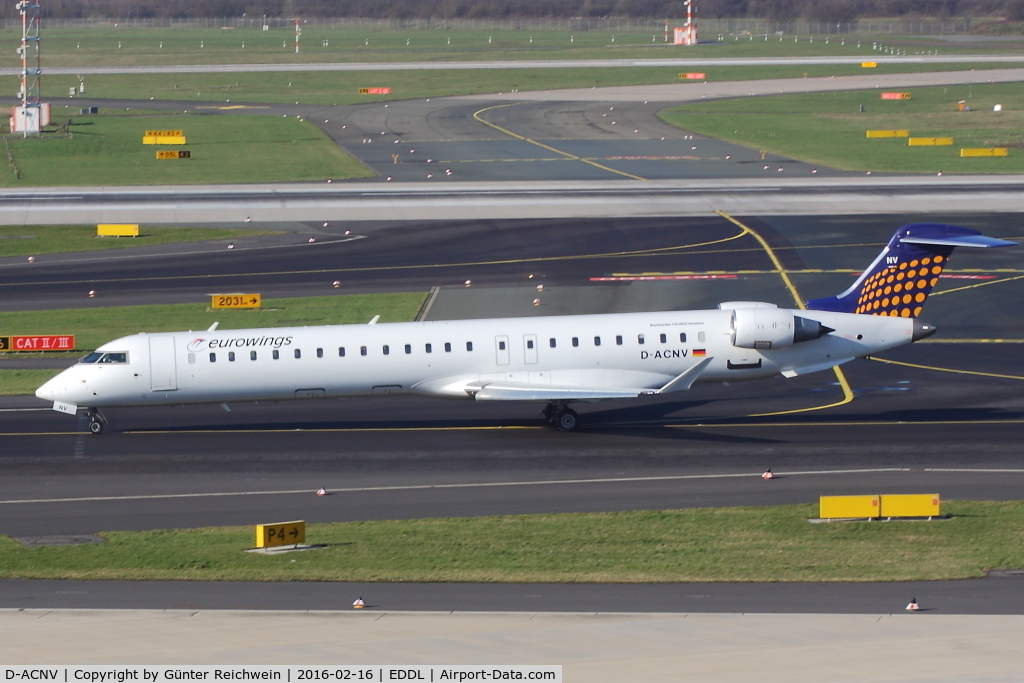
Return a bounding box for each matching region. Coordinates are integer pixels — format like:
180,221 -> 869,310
731,308 -> 833,349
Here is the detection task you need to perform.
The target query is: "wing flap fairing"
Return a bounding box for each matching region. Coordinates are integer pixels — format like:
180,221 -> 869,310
469,358 -> 714,401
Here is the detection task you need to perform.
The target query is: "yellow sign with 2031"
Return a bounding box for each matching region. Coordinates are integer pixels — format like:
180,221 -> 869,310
211,293 -> 261,309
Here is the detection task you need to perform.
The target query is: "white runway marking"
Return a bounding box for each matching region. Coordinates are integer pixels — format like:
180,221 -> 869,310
0,467 -> 927,504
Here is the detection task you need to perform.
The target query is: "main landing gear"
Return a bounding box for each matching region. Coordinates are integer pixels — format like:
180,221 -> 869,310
87,408 -> 107,435
542,402 -> 580,431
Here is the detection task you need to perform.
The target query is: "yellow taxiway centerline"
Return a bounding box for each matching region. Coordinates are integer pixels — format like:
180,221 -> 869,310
865,356 -> 1024,380
714,210 -> 855,417
472,103 -> 649,181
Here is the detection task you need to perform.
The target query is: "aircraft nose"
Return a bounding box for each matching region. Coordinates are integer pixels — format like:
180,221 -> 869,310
912,319 -> 938,341
35,377 -> 58,401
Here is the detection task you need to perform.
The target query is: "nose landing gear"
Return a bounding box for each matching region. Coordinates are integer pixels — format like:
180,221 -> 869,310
86,408 -> 107,435
542,402 -> 580,431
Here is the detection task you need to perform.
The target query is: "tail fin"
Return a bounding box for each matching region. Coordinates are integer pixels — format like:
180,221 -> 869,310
806,223 -> 1015,317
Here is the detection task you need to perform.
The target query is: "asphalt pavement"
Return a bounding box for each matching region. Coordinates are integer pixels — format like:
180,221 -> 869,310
2,212 -> 1021,543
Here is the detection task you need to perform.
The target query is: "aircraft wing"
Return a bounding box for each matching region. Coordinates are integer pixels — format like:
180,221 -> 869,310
471,384 -> 650,401
468,358 -> 714,401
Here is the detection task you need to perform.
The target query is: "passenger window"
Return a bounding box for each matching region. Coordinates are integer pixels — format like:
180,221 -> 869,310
680,333 -> 687,343
360,346 -> 367,356
272,350 -> 280,360
339,347 -> 346,357
638,334 -> 645,345
250,351 -> 257,361
228,352 -> 235,362
383,345 -> 390,355
425,343 -> 432,353
294,349 -> 301,359
499,341 -> 506,350
594,336 -> 601,346
572,337 -> 579,347
549,338 -> 556,348
316,348 -> 323,358
616,335 -> 623,346
445,342 -> 451,352
209,352 -> 216,363
660,334 -> 667,343
405,344 -> 412,354
466,341 -> 473,352
188,353 -> 195,364
527,340 -> 534,349
698,331 -> 706,342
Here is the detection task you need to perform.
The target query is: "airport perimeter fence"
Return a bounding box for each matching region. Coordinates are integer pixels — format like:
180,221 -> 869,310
0,16 -> 986,35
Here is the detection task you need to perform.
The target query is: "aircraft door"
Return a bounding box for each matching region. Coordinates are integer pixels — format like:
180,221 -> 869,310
524,334 -> 538,364
495,335 -> 510,366
149,336 -> 177,391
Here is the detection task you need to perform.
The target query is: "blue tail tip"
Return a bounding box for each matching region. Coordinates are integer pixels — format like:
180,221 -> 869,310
806,224 -> 1015,315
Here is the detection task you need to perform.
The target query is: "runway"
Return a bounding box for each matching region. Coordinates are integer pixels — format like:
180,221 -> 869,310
6,177 -> 1024,225
2,213 -> 1021,541
3,54 -> 1023,77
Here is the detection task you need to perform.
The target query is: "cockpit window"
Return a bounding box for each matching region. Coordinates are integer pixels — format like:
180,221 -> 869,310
97,352 -> 128,364
79,352 -> 103,364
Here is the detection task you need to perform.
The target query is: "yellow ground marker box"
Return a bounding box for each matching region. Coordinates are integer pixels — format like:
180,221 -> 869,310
97,224 -> 139,237
908,137 -> 953,146
861,62 -> 877,67
880,494 -> 940,518
143,135 -> 187,145
866,130 -> 909,138
211,293 -> 261,309
960,148 -> 1008,157
255,520 -> 305,548
143,131 -> 186,145
819,495 -> 880,519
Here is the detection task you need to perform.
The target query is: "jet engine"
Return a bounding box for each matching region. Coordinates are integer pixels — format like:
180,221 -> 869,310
731,307 -> 833,350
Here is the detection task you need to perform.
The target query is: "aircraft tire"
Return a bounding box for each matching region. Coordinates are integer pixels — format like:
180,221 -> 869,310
557,409 -> 579,431
89,419 -> 103,434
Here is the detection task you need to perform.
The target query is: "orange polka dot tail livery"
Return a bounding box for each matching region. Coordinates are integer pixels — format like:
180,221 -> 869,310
806,224 -> 1016,319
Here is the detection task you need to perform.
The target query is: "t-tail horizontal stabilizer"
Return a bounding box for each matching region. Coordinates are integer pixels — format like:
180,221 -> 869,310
806,224 -> 1015,317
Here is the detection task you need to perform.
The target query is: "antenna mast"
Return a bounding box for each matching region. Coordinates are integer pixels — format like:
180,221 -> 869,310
13,0 -> 45,137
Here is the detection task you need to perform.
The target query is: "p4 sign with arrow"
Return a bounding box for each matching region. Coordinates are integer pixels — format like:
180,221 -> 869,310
255,521 -> 305,548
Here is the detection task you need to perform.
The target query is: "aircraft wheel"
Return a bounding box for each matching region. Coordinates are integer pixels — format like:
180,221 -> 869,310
556,408 -> 579,432
89,419 -> 104,434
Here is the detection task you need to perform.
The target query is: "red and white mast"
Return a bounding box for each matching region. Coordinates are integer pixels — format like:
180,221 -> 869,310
674,0 -> 698,46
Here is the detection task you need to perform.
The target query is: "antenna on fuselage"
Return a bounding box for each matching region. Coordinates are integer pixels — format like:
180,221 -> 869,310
368,315 -> 380,325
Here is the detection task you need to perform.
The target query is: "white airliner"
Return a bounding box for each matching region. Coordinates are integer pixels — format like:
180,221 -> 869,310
36,224 -> 1014,433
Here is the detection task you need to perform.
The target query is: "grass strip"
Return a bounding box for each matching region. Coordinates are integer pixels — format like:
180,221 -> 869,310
38,63 -> 1019,106
20,26 -> 1024,67
0,292 -> 428,353
2,113 -> 373,186
0,226 -> 279,258
1,501 -> 1022,582
659,81 -> 1024,173
0,368 -> 61,396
